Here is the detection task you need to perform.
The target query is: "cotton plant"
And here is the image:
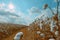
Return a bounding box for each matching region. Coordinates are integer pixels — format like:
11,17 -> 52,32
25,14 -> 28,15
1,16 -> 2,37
45,18 -> 51,24
50,20 -> 57,32
39,23 -> 43,29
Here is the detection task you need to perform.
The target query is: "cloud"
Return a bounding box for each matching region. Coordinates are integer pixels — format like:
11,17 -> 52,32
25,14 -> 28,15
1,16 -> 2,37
0,15 -> 10,23
25,7 -> 44,25
35,6 -> 60,21
0,6 -> 20,24
0,2 -> 16,13
25,7 -> 41,25
35,8 -> 55,20
0,3 -> 38,25
54,0 -> 60,2
0,3 -> 5,8
8,15 -> 18,19
0,2 -> 35,25
0,4 -> 30,25
27,7 -> 41,15
0,3 -> 19,23
0,10 -> 19,17
5,9 -> 16,13
0,5 -> 59,25
0,3 -> 5,11
0,8 -> 31,25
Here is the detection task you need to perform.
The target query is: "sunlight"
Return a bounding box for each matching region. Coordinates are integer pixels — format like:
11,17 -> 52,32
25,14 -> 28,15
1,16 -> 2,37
8,3 -> 14,9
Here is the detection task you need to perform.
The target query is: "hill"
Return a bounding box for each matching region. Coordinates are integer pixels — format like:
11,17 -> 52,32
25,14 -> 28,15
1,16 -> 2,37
0,23 -> 28,40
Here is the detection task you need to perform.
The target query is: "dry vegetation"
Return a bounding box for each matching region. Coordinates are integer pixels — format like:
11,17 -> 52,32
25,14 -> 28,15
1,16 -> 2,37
0,23 -> 27,40
29,14 -> 60,40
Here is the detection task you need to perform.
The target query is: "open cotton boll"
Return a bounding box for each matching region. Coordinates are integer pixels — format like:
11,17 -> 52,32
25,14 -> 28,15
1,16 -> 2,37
49,38 -> 55,40
39,23 -> 43,29
14,32 -> 23,40
40,33 -> 45,37
55,31 -> 59,36
36,31 -> 41,34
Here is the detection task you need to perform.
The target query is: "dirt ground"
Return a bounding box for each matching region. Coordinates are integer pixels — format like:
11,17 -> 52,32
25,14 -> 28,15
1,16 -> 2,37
2,27 -> 34,40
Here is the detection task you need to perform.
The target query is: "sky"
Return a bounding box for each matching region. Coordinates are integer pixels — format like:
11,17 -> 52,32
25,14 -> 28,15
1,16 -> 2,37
0,0 -> 60,25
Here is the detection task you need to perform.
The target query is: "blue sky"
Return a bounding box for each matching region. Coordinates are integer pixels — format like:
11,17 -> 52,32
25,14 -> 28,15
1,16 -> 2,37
0,0 -> 59,25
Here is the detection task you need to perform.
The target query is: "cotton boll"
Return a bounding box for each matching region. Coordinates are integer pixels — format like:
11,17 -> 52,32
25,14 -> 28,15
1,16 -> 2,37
40,33 -> 45,37
49,38 -> 55,40
36,31 -> 41,34
55,31 -> 59,36
14,32 -> 23,40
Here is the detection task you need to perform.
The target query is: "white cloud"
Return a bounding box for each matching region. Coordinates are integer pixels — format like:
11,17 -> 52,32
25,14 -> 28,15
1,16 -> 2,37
0,15 -> 10,23
0,3 -> 6,10
54,0 -> 60,2
27,7 -> 41,16
0,3 -> 5,7
23,16 -> 33,25
0,8 -> 31,25
0,2 -> 16,13
17,12 -> 25,18
8,15 -> 18,19
25,7 -> 42,25
5,9 -> 16,13
0,2 -> 30,25
0,5 -> 59,26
